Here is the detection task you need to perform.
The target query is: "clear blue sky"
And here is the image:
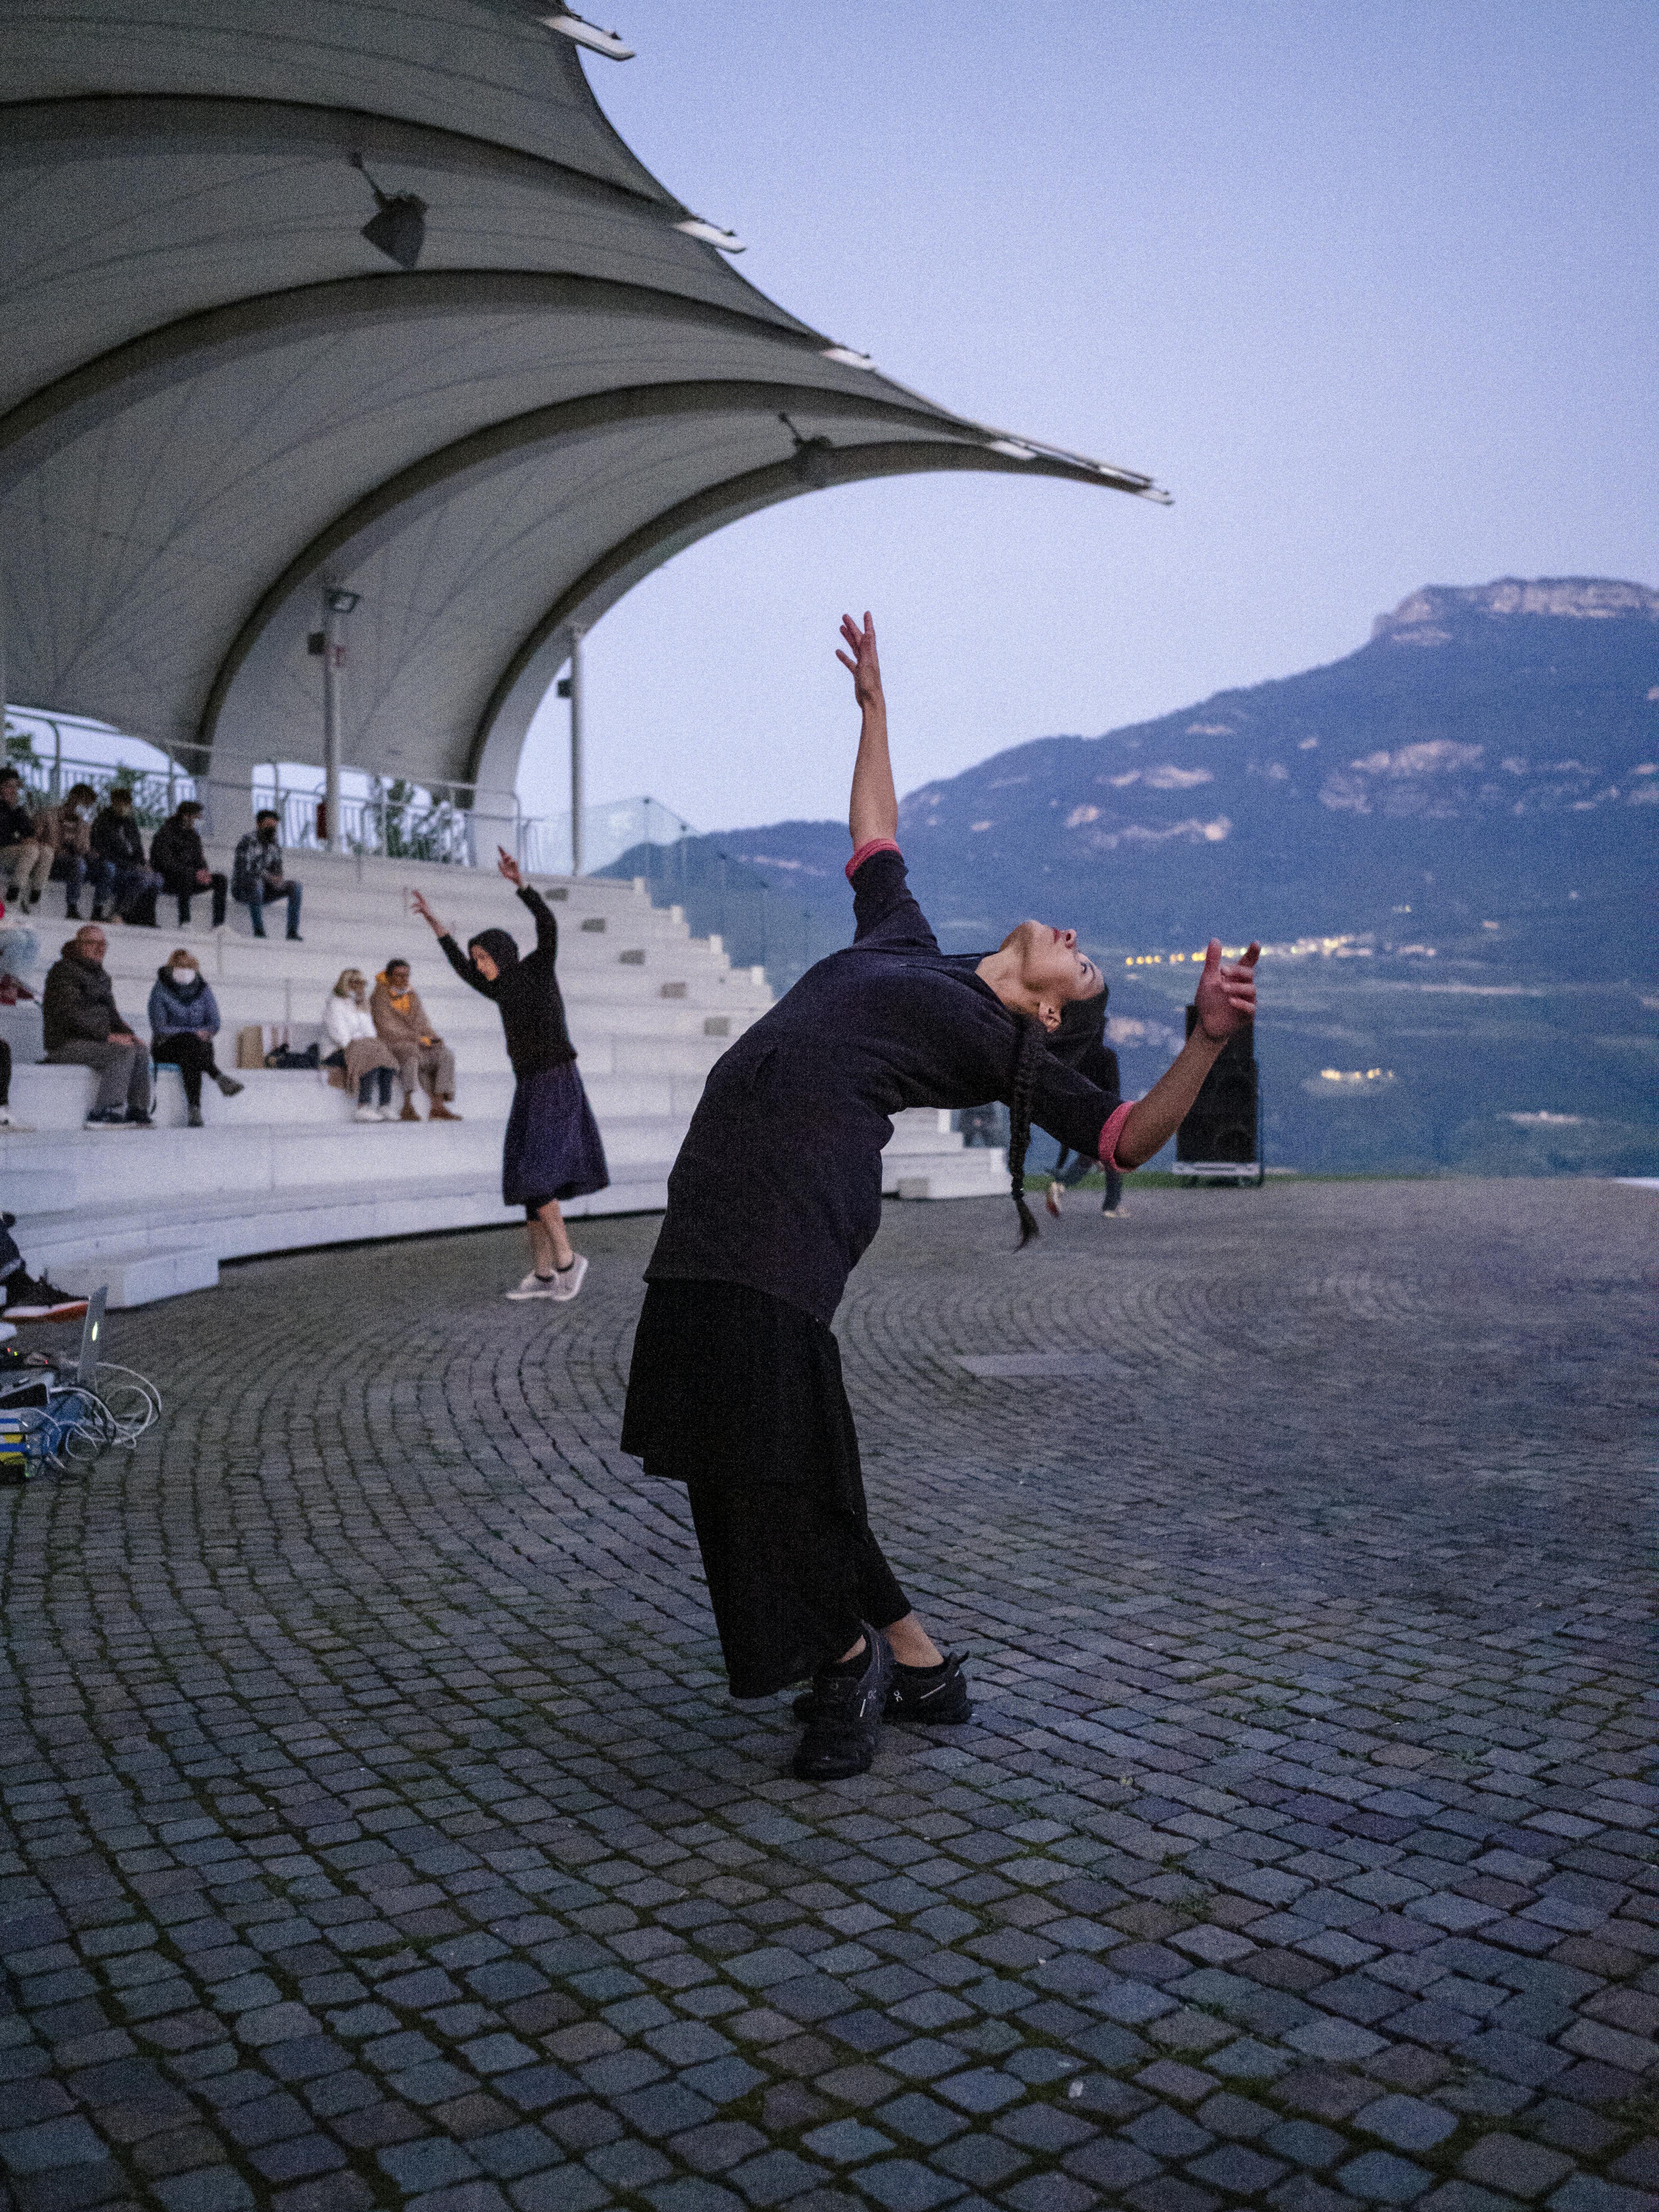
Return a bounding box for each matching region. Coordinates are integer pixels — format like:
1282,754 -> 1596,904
516,0 -> 1657,836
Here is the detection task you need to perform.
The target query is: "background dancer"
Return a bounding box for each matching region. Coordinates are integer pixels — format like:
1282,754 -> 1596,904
624,613 -> 1259,1782
412,852 -> 607,1302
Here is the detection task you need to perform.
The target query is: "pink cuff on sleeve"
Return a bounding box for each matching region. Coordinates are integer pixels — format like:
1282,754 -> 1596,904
1099,1099 -> 1136,1172
845,838 -> 902,880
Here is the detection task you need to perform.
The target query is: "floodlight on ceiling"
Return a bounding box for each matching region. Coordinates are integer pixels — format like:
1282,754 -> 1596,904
986,439 -> 1038,461
324,586 -> 361,615
675,217 -> 746,253
821,346 -> 876,369
542,11 -> 635,58
779,413 -> 835,490
350,151 -> 427,271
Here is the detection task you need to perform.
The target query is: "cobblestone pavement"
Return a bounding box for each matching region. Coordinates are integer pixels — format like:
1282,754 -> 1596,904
2,1179 -> 1653,2212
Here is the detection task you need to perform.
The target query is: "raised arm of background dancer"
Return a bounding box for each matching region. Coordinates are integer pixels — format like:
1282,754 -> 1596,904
518,884 -> 558,958
1115,938 -> 1261,1169
836,613 -> 897,850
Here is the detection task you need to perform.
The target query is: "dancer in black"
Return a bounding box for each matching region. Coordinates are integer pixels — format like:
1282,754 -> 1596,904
412,850 -> 607,1303
624,615 -> 1258,1779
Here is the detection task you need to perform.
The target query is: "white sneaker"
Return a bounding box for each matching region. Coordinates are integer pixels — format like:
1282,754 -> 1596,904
549,1253 -> 588,1303
354,1105 -> 380,1122
505,1271 -> 557,1300
377,1104 -> 399,1121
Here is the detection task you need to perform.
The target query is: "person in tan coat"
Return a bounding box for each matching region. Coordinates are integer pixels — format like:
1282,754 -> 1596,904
371,959 -> 460,1122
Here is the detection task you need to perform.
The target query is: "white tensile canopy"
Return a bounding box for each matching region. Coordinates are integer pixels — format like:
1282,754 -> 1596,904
0,0 -> 1166,802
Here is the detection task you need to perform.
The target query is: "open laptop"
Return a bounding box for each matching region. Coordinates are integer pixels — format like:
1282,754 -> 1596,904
72,1286 -> 108,1386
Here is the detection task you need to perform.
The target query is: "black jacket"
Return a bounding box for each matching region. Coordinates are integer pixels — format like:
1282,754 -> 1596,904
43,950 -> 130,1050
90,808 -> 146,867
439,887 -> 576,1079
0,797 -> 39,848
644,847 -> 1120,1326
151,814 -> 207,878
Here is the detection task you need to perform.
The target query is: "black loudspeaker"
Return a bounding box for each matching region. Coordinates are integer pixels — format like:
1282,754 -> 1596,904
1176,1009 -> 1258,1164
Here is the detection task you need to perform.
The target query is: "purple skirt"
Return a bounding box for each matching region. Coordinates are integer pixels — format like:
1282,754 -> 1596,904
502,1060 -> 609,1206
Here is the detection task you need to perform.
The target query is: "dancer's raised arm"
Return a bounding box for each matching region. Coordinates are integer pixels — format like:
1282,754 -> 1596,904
836,613 -> 897,851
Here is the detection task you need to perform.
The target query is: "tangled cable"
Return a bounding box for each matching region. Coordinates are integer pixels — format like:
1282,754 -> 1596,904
0,1357 -> 162,1480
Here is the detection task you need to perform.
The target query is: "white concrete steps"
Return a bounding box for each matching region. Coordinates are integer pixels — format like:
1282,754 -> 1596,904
2,852 -> 1008,1304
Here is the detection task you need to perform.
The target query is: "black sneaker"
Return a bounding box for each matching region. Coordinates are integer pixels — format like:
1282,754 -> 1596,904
5,1275 -> 88,1322
795,1649 -> 973,1727
791,1626 -> 895,1782
85,1106 -> 126,1127
124,1106 -> 154,1127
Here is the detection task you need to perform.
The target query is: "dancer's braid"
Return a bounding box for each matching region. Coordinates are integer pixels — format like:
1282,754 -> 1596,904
1007,1016 -> 1043,1247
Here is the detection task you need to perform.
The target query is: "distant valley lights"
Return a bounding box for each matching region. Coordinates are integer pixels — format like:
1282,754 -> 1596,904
1120,933 -> 1416,968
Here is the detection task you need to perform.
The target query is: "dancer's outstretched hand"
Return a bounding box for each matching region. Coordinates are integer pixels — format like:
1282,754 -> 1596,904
1194,938 -> 1261,1041
497,846 -> 524,887
409,888 -> 445,936
836,612 -> 883,709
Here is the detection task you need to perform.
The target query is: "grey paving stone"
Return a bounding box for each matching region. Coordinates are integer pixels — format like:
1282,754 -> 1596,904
0,1194 -> 1647,2212
1337,2150 -> 1437,2202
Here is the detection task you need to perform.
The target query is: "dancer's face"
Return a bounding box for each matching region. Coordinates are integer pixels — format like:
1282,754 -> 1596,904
998,921 -> 1101,1031
470,945 -> 499,982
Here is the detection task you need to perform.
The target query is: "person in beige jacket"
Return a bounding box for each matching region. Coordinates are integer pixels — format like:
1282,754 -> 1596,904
371,959 -> 460,1122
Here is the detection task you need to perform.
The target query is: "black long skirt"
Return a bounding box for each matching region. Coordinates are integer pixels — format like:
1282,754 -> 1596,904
622,1278 -> 909,1697
502,1062 -> 608,1207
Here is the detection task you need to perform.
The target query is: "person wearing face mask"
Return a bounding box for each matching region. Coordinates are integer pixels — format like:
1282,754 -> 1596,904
148,949 -> 243,1126
41,785 -> 115,921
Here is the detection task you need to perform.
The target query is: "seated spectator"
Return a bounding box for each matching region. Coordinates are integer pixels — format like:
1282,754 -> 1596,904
42,784 -> 114,920
323,970 -> 399,1121
151,800 -> 228,930
372,958 -> 461,1122
42,922 -> 152,1126
148,948 -> 244,1128
0,769 -> 53,911
0,948 -> 37,1131
90,788 -> 162,926
232,810 -> 302,940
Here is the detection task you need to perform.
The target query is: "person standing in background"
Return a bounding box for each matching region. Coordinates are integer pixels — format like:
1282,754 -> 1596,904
413,851 -> 606,1302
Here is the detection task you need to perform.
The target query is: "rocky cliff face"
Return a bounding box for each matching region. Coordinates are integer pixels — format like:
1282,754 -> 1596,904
1372,576 -> 1659,643
610,580 -> 1659,1174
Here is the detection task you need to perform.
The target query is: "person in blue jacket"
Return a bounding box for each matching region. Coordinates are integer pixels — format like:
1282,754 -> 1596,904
623,613 -> 1260,1783
148,949 -> 244,1126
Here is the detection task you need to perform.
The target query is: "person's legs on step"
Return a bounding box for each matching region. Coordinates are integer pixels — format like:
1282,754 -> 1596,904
46,1038 -> 133,1119
153,1035 -> 204,1114
209,873 -> 228,929
280,882 -> 302,939
425,1044 -> 460,1118
246,878 -> 267,936
397,1051 -> 422,1119
125,1044 -> 152,1120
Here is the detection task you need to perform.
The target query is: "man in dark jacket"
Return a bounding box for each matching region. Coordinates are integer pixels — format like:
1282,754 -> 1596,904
42,923 -> 152,1125
151,800 -> 228,929
90,789 -> 162,926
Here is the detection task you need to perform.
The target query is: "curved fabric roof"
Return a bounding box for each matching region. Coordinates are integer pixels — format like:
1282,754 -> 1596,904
0,0 -> 1167,797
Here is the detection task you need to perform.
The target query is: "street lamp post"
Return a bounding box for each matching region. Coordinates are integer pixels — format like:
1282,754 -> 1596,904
568,627 -> 586,876
320,585 -> 359,853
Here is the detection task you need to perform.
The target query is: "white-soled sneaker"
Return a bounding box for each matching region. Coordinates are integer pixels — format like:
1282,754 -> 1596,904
354,1105 -> 380,1122
549,1254 -> 588,1303
505,1272 -> 557,1301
